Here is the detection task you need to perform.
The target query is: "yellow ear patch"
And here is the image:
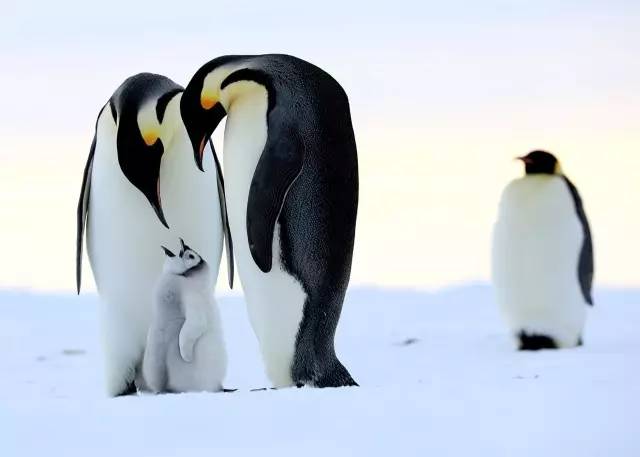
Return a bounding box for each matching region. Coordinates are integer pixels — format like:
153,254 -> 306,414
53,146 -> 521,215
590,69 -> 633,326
142,130 -> 159,146
554,161 -> 564,175
201,88 -> 218,110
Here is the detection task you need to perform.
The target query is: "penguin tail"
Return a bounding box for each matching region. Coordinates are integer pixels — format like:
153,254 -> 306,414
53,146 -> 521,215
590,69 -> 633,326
517,331 -> 558,351
314,360 -> 359,388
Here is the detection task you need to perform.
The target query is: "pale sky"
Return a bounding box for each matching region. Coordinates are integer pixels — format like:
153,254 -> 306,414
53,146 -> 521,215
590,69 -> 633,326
0,0 -> 638,292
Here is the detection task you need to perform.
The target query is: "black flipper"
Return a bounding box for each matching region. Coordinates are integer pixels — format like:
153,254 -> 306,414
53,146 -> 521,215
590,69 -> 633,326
563,177 -> 594,306
246,120 -> 304,272
208,139 -> 234,288
76,109 -> 102,294
220,67 -> 303,273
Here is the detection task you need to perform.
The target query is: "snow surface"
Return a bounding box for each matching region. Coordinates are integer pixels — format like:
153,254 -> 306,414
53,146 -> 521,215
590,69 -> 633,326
1,285 -> 639,456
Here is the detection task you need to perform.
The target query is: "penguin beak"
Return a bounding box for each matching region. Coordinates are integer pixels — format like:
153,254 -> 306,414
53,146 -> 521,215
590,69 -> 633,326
149,181 -> 169,229
142,129 -> 160,147
161,246 -> 175,257
180,81 -> 227,172
516,156 -> 533,164
196,136 -> 208,172
201,90 -> 217,110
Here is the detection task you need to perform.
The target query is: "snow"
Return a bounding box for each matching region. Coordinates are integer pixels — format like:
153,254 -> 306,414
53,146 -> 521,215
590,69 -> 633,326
1,285 -> 639,456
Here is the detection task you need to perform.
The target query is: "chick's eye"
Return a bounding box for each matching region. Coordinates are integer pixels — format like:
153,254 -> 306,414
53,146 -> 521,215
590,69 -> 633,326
188,254 -> 195,260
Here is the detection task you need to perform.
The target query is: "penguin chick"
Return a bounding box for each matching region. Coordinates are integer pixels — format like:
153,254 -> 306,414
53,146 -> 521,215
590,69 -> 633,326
142,239 -> 227,393
492,150 -> 594,350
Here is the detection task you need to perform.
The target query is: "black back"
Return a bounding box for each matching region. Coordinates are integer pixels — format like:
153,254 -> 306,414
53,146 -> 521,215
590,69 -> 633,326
563,177 -> 594,305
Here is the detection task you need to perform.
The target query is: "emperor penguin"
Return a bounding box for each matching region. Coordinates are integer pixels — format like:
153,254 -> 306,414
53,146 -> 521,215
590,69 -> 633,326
76,73 -> 233,397
491,150 -> 594,350
141,240 -> 227,394
179,54 -> 358,388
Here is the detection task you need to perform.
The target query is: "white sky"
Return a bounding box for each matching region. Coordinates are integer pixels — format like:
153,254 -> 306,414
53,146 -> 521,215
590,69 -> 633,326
0,0 -> 638,292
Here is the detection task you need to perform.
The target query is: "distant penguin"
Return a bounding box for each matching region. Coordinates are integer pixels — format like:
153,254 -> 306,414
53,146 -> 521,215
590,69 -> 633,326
180,54 -> 358,388
76,73 -> 233,396
492,150 -> 594,350
141,240 -> 227,393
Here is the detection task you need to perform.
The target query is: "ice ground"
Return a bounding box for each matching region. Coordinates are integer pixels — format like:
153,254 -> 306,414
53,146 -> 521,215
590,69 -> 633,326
1,284 -> 639,456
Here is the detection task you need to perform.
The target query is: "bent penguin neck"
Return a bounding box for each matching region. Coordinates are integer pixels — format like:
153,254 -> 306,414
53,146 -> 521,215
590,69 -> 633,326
158,94 -> 182,148
221,83 -> 270,267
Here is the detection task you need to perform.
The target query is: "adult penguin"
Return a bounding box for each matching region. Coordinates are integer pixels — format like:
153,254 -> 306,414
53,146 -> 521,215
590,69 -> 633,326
180,54 -> 358,388
77,73 -> 233,396
492,150 -> 593,350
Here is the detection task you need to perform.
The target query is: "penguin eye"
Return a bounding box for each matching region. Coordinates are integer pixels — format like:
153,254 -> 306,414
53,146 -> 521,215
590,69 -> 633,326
188,254 -> 195,260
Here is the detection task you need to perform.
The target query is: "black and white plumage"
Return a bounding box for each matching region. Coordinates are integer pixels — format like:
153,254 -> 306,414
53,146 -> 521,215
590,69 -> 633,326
76,73 -> 232,396
180,54 -> 358,387
141,240 -> 227,393
492,150 -> 594,350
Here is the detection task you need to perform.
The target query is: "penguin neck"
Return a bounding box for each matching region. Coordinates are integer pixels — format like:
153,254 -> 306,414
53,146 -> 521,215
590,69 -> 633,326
157,93 -> 183,149
221,82 -> 269,154
220,79 -> 269,265
163,93 -> 182,127
523,171 -> 563,180
220,81 -> 268,117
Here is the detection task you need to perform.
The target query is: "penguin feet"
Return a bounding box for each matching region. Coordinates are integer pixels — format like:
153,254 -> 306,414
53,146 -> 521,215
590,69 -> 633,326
314,361 -> 358,388
114,380 -> 138,397
517,331 -> 558,351
291,358 -> 318,388
106,362 -> 141,397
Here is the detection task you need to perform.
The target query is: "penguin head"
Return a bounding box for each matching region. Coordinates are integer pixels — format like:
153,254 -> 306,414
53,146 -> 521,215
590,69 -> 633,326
110,73 -> 183,228
161,239 -> 206,277
517,150 -> 563,175
180,60 -> 234,171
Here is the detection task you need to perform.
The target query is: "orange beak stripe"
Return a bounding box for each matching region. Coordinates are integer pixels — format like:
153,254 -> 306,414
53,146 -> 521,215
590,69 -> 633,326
201,96 -> 217,110
143,132 -> 159,146
199,137 -> 207,161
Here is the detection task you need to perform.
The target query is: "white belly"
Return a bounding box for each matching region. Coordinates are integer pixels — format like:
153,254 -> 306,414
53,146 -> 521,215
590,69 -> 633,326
491,176 -> 587,347
166,309 -> 227,393
87,114 -> 223,394
223,91 -> 306,387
